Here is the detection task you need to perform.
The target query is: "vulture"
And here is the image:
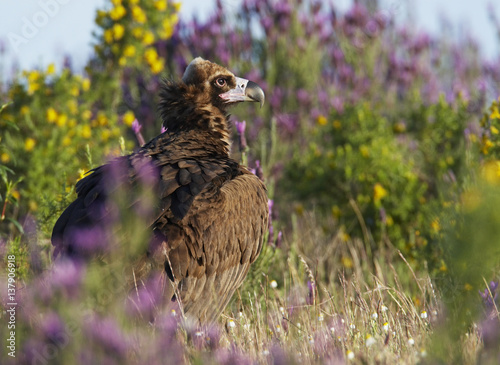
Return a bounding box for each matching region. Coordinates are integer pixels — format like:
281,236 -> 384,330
51,58 -> 268,323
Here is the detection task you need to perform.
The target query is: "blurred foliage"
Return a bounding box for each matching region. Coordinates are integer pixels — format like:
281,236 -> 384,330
283,96 -> 473,269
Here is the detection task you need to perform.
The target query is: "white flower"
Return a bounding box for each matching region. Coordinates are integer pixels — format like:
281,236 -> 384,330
408,338 -> 415,346
330,327 -> 336,335
349,323 -> 356,330
318,313 -> 324,321
228,319 -> 236,328
371,312 -> 378,319
170,309 -> 177,316
381,305 -> 388,312
270,280 -> 278,288
347,350 -> 355,360
279,306 -> 285,315
239,311 -> 244,318
420,310 -> 428,319
275,325 -> 281,333
195,331 -> 204,337
262,350 -> 270,356
365,334 -> 376,347
382,322 -> 389,332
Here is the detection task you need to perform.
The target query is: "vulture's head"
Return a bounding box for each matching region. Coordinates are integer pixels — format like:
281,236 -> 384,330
182,57 -> 265,110
160,58 -> 265,133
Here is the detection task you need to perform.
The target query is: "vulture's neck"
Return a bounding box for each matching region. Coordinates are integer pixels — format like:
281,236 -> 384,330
159,81 -> 231,156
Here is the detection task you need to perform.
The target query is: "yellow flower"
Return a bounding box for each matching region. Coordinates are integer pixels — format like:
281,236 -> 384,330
27,70 -> 40,84
27,71 -> 41,95
142,30 -> 155,45
56,113 -> 68,127
316,114 -> 327,126
359,145 -> 369,158
332,120 -> 341,129
491,126 -> 499,135
490,106 -> 500,120
27,83 -> 40,95
77,168 -> 87,181
111,0 -> 121,5
46,63 -> 56,75
62,136 -> 72,146
104,29 -> 114,44
160,16 -> 177,39
464,283 -> 473,291
123,44 -> 136,58
101,129 -> 112,142
131,6 -> 147,23
70,85 -> 79,97
109,5 -> 126,20
67,100 -> 78,114
481,160 -> 500,184
112,23 -> 125,40
82,110 -> 92,120
132,27 -> 144,39
118,57 -> 126,66
150,58 -> 164,74
173,2 -> 182,12
25,138 -> 36,151
46,107 -> 58,123
1,152 -> 10,163
331,205 -> 341,218
68,119 -> 76,128
430,218 -> 440,233
129,0 -> 140,4
373,183 -> 388,203
123,111 -> 135,126
82,78 -> 91,92
20,105 -> 30,115
154,0 -> 167,11
439,260 -> 447,272
11,190 -> 20,200
341,256 -> 353,268
81,125 -> 92,139
144,48 -> 158,63
97,113 -> 108,126
29,200 -> 38,211
481,135 -> 493,155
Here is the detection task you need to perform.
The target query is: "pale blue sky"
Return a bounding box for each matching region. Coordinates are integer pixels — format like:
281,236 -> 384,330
0,0 -> 498,79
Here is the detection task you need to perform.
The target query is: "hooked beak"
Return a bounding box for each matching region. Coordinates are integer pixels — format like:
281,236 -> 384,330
219,77 -> 265,108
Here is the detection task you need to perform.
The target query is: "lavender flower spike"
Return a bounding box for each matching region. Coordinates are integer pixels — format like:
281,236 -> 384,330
132,119 -> 146,146
235,120 -> 247,152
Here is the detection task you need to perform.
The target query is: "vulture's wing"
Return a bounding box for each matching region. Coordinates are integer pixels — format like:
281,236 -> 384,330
152,167 -> 268,322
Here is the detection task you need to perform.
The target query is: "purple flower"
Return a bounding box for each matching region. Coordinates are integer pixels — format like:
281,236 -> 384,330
85,316 -> 130,357
126,273 -> 165,320
41,312 -> 67,345
51,259 -> 85,296
132,119 -> 146,146
235,120 -> 247,151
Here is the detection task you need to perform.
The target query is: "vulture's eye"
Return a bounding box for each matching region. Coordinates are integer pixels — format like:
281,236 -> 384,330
215,78 -> 226,88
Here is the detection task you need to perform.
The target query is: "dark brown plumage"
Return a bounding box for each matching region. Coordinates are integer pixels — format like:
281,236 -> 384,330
51,58 -> 268,322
